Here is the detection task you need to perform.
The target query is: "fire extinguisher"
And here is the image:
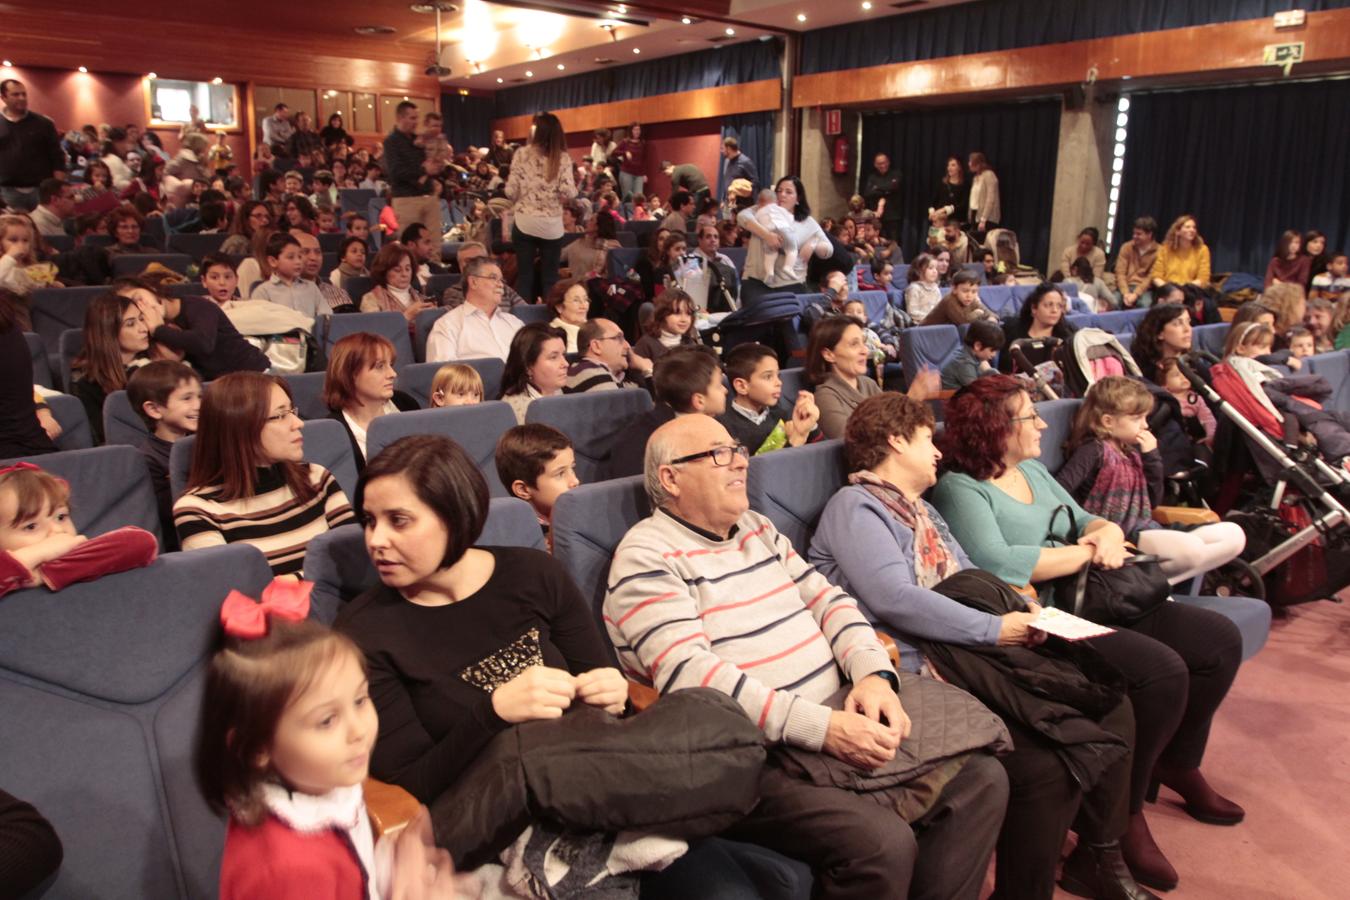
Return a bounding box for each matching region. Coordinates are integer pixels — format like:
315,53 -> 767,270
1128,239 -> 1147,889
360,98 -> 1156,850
832,136 -> 850,174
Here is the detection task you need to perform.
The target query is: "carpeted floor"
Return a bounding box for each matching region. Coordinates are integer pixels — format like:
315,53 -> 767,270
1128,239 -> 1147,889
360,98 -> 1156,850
1048,599 -> 1350,899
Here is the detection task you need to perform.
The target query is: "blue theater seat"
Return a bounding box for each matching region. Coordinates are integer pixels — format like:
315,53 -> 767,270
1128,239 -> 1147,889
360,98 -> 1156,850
424,272 -> 459,298
0,445 -> 162,545
899,325 -> 961,380
514,303 -> 555,326
110,253 -> 192,278
525,390 -> 655,483
746,439 -> 847,553
304,499 -> 546,623
1192,323 -> 1229,359
170,418 -> 359,502
1094,308 -> 1149,335
30,286 -> 104,369
1305,350 -> 1350,414
365,402 -> 517,496
851,289 -> 889,323
58,328 -> 83,391
0,543 -> 272,899
413,306 -> 450,362
167,232 -> 228,260
102,390 -> 149,447
26,332 -> 52,388
283,371 -> 330,421
397,358 -> 505,408
46,393 -> 93,451
320,311 -> 413,371
779,367 -> 806,404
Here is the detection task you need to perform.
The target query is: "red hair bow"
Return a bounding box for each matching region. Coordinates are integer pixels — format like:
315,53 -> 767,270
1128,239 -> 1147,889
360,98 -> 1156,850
0,461 -> 43,477
220,578 -> 313,639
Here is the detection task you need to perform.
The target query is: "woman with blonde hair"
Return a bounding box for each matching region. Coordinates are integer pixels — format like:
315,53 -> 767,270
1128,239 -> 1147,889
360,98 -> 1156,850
1150,215 -> 1210,288
1258,282 -> 1307,338
506,111 -> 578,305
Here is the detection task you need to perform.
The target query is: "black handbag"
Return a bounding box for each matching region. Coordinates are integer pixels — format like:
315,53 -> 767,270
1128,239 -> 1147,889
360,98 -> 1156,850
1046,505 -> 1172,625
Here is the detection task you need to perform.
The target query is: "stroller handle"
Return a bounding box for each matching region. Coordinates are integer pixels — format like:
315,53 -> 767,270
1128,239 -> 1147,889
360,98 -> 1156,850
1176,356 -> 1215,397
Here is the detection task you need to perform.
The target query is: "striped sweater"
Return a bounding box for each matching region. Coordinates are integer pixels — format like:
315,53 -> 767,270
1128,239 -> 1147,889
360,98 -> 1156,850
604,507 -> 896,752
173,464 -> 355,576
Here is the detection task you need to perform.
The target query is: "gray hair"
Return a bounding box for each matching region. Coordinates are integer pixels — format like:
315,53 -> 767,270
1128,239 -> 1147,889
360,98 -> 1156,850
462,253 -> 499,281
643,427 -> 680,509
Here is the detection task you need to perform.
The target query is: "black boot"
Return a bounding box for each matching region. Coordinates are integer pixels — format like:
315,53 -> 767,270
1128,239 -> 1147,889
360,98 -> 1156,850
1060,839 -> 1162,900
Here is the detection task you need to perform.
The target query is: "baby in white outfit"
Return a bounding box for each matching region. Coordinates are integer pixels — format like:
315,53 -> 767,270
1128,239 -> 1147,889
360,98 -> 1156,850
753,189 -> 799,282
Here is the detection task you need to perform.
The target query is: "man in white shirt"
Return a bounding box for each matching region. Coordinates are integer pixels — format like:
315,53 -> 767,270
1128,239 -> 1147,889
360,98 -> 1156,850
425,255 -> 523,362
261,103 -> 293,149
30,178 -> 75,236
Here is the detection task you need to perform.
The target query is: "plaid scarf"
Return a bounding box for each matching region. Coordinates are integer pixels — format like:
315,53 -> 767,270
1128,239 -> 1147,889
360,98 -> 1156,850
848,470 -> 958,588
1081,440 -> 1152,539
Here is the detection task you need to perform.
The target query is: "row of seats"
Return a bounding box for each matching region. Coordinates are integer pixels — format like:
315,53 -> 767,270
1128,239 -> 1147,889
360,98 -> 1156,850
45,229 -> 355,258
0,387 -> 1281,900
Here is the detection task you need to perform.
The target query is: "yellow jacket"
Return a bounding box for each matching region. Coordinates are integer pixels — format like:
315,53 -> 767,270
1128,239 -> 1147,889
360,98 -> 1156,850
1150,242 -> 1211,285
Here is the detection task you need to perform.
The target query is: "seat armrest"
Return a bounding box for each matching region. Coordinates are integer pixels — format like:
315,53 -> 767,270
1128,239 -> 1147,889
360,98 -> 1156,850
365,777 -> 421,838
876,631 -> 900,669
1152,505 -> 1220,526
628,680 -> 660,712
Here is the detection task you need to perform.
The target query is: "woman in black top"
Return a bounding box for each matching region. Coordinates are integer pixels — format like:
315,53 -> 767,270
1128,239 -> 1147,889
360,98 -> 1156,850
931,155 -> 971,226
336,435 -> 625,803
114,277 -> 268,381
0,290 -> 57,459
998,283 -> 1077,374
70,292 -> 151,445
633,231 -> 685,301
320,113 -> 353,151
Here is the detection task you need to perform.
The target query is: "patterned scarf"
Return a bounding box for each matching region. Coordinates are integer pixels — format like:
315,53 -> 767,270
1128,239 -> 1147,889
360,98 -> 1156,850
849,470 -> 958,588
1081,440 -> 1152,539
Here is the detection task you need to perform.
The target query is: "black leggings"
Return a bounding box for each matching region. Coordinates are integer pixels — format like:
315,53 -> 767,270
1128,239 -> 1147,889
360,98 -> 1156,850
1087,600 -> 1243,811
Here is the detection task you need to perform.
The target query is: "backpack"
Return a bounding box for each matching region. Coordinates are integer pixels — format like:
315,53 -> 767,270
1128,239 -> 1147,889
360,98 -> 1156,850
223,300 -> 317,375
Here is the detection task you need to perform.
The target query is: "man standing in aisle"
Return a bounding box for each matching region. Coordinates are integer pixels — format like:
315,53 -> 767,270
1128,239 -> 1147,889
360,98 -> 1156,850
862,153 -> 902,241
0,79 -> 65,212
384,102 -> 445,264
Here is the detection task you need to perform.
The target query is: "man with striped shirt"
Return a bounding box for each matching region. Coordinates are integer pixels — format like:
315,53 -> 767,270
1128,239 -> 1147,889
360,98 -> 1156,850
604,415 -> 1006,900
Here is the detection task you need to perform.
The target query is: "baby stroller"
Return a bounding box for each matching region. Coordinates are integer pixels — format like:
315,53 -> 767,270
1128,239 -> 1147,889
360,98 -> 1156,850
1179,356 -> 1350,607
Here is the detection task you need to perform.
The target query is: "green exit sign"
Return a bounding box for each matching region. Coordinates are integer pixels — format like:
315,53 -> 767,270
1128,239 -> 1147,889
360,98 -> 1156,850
1263,42 -> 1305,75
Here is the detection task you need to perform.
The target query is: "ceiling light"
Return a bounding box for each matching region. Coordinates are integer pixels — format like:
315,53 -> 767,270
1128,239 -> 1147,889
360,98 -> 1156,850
77,66 -> 88,73
212,76 -> 223,84
147,72 -> 157,79
525,70 -> 533,77
725,27 -> 735,35
680,17 -> 691,25
617,4 -> 627,11
496,77 -> 504,83
557,63 -> 566,70
796,13 -> 807,22
632,47 -> 640,54
861,1 -> 872,8
1,61 -> 11,68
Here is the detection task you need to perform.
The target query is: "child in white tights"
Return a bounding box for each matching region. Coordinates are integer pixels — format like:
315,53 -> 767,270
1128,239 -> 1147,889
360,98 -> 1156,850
1055,376 -> 1246,584
752,189 -> 798,282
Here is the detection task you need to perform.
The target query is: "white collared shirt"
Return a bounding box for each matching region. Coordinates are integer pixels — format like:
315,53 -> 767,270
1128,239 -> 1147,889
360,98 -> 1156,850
342,400 -> 398,460
426,301 -> 524,362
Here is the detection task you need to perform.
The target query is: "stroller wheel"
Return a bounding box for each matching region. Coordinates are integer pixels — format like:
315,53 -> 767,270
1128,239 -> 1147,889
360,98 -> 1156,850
1201,557 -> 1266,601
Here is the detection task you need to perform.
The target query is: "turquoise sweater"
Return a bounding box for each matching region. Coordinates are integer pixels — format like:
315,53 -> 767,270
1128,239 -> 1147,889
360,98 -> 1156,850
931,460 -> 1102,604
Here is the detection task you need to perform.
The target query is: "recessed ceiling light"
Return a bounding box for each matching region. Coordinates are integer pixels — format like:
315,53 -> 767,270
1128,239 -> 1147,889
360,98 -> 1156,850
796,13 -> 807,22
680,16 -> 691,25
77,66 -> 88,73
147,72 -> 157,79
354,24 -> 397,35
525,70 -> 533,77
212,77 -> 223,84
496,77 -> 504,83
861,1 -> 872,8
632,47 -> 640,54
557,63 -> 566,70
1,61 -> 11,68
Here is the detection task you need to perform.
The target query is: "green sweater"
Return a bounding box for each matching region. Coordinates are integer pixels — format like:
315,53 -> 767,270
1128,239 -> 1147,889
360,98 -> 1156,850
931,460 -> 1102,604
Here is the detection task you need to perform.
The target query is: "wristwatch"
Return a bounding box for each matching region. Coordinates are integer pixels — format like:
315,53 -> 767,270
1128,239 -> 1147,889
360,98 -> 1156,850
871,670 -> 900,693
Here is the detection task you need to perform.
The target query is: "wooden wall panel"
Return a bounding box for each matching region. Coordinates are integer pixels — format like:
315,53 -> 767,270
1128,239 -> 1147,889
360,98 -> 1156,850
491,79 -> 781,140
792,9 -> 1350,108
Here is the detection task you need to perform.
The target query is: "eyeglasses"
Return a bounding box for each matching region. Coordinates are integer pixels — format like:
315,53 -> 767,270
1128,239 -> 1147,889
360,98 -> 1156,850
471,273 -> 504,283
670,444 -> 750,467
597,333 -> 626,343
1010,413 -> 1042,425
265,407 -> 300,424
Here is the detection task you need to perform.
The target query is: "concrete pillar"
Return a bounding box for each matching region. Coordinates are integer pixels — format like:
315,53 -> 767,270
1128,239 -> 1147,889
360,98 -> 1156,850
798,107 -> 859,221
1047,93 -> 1117,277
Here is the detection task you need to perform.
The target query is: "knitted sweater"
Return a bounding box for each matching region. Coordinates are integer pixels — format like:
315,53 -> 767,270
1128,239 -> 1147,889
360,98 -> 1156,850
604,508 -> 896,752
174,464 -> 355,576
1150,243 -> 1211,285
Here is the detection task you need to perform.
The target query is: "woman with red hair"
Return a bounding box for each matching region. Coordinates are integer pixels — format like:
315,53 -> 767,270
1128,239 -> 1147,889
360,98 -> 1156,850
932,374 -> 1247,893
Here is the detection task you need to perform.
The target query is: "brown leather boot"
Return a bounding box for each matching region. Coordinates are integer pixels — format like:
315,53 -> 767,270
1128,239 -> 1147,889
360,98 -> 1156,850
1149,765 -> 1245,825
1121,811 -> 1178,892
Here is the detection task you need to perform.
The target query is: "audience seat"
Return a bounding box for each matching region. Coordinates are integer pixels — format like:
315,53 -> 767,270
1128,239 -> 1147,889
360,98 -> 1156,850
1192,323 -> 1229,359
712,292 -> 804,359
304,499 -> 546,623
1065,313 -> 1097,331
365,403 -> 517,497
321,253 -> 338,279
1095,309 -> 1149,336
424,273 -> 459,298
978,286 -> 1021,318
0,543 -> 273,899
339,188 -> 376,215
1305,350 -> 1350,414
167,233 -> 228,260
166,282 -> 208,298
899,325 -> 961,381
284,371 -> 330,421
616,231 -> 637,248
169,418 -> 359,502
341,275 -> 375,301
317,233 -> 344,254
26,331 -> 52,388
110,253 -> 192,278
142,218 -> 168,251
525,390 -> 655,483
0,445 -> 162,544
605,247 -> 642,281
745,439 -> 847,553
47,393 -> 93,451
399,358 -> 504,407
779,367 -> 806,404
514,304 -> 555,326
721,247 -> 747,275
413,307 -> 450,362
320,312 -> 413,373
1031,397 -> 1268,658
852,290 -> 889,323
59,328 -> 83,392
439,241 -> 463,263
103,390 -> 149,447
30,286 -> 103,362
45,233 -> 74,253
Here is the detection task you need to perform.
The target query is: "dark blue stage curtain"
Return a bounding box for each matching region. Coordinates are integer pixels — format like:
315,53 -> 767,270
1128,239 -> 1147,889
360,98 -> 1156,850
495,40 -> 782,119
722,112 -> 776,193
1113,78 -> 1350,275
801,0 -> 1350,75
440,93 -> 496,151
861,98 -> 1062,272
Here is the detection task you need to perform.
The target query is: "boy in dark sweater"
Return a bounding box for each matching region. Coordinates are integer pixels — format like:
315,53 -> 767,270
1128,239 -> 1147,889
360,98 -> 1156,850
127,361 -> 201,550
717,343 -> 820,455
494,424 -> 579,552
941,318 -> 1004,390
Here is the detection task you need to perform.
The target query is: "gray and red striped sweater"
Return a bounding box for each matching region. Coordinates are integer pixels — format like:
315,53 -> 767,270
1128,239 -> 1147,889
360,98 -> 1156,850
604,507 -> 896,752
